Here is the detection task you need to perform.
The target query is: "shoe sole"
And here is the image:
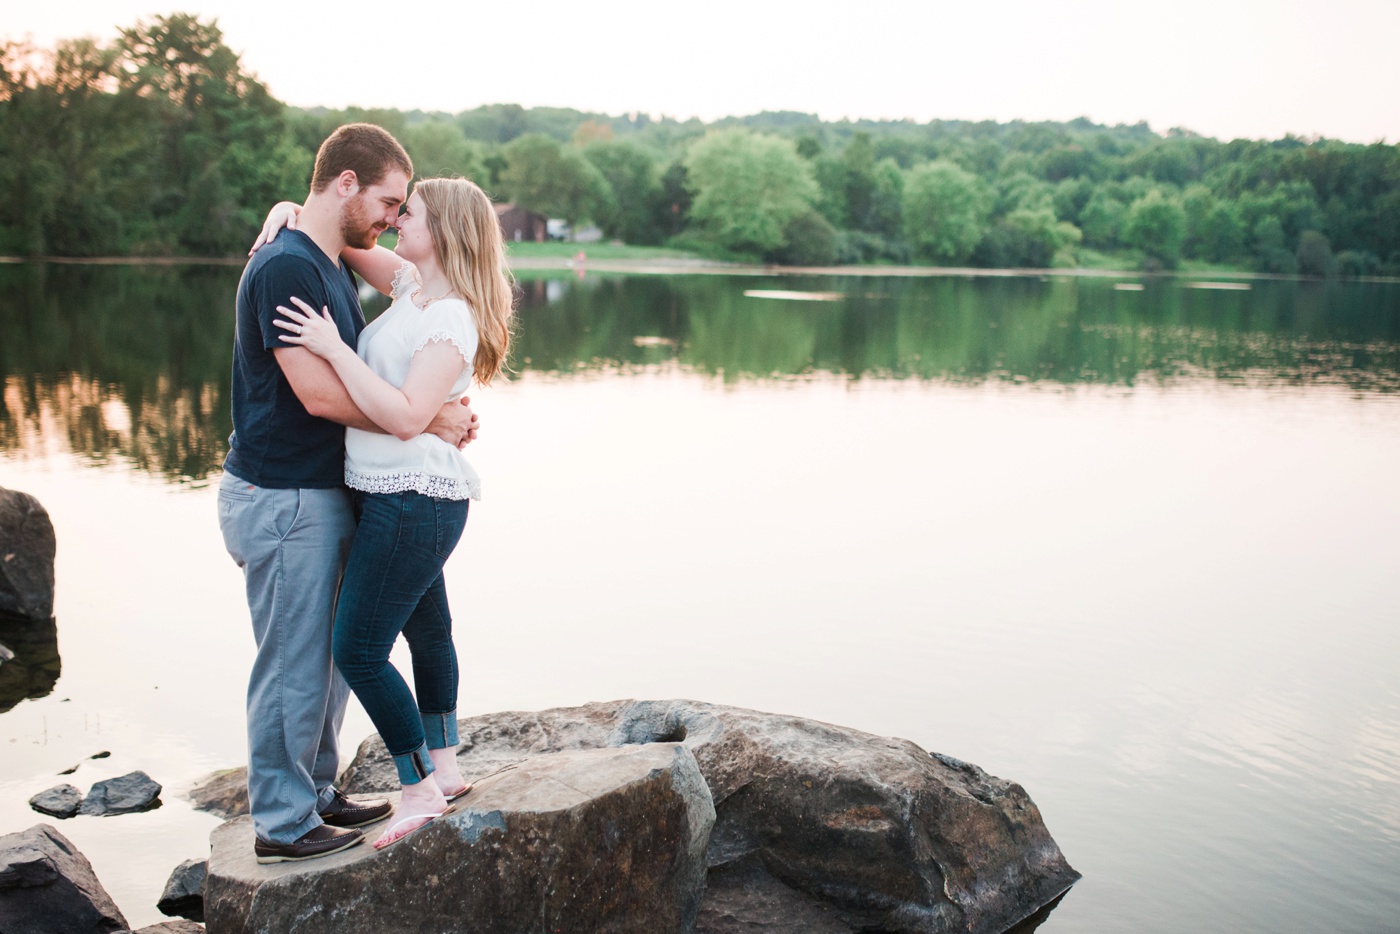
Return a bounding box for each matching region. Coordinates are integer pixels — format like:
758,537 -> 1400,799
255,834 -> 364,864
320,810 -> 392,829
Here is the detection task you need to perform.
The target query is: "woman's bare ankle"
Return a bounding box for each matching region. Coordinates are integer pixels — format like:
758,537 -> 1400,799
399,776 -> 447,810
428,746 -> 469,796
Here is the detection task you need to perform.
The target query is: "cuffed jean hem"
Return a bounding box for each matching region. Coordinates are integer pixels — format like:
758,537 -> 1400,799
422,710 -> 459,749
393,743 -> 437,786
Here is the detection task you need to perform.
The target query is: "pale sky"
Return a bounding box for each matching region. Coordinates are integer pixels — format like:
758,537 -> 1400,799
7,0 -> 1399,143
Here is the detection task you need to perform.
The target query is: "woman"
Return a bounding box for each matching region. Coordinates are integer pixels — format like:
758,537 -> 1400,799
262,177 -> 513,848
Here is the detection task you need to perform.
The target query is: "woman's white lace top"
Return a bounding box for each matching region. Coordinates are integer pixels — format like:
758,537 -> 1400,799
344,263 -> 481,501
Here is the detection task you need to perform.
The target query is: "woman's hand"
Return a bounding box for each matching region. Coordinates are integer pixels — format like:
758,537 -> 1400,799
249,201 -> 302,255
274,296 -> 349,361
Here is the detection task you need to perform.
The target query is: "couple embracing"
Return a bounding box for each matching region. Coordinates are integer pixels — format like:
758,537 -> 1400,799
218,123 -> 514,861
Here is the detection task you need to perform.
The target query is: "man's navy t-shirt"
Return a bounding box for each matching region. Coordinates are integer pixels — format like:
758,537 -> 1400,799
223,230 -> 365,488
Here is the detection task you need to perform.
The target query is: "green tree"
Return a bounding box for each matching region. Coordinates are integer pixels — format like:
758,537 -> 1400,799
114,14 -> 307,254
975,207 -> 1081,268
498,134 -> 612,233
867,159 -> 905,242
583,140 -> 663,244
1124,189 -> 1186,268
811,153 -> 849,227
1078,191 -> 1127,249
1196,201 -> 1247,262
902,160 -> 991,264
683,129 -> 818,257
995,170 -> 1054,215
841,133 -> 879,230
0,38 -> 135,254
655,161 -> 692,238
1295,230 -> 1332,277
402,121 -> 487,182
1180,184 -> 1216,259
1252,216 -> 1297,273
775,211 -> 839,266
1036,145 -> 1102,181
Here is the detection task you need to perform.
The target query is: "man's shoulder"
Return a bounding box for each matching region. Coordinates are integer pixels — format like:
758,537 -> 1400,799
244,231 -> 322,280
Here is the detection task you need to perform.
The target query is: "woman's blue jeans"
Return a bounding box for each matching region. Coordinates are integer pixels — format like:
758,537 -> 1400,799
332,489 -> 468,786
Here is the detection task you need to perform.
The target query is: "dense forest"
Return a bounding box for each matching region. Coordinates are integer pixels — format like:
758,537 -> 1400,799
3,14 -> 1399,275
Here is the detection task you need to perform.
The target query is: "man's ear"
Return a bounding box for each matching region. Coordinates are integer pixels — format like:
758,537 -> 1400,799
336,170 -> 360,197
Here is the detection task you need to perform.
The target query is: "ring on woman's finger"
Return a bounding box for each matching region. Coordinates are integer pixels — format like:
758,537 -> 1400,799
294,324 -> 303,334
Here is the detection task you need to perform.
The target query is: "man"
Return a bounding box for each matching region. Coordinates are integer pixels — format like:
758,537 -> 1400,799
218,123 -> 477,862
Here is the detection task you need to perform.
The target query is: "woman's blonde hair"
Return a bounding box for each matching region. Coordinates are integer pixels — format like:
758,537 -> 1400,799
415,177 -> 514,385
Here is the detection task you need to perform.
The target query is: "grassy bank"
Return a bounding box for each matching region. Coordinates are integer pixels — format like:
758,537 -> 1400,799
503,241 -> 703,262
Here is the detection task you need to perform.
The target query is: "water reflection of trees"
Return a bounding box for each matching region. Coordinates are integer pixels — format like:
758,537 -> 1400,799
514,274 -> 1400,391
3,265 -> 1398,482
0,262 -> 238,483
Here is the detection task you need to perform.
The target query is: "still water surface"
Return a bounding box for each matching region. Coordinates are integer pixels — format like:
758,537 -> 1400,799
1,264 -> 1398,930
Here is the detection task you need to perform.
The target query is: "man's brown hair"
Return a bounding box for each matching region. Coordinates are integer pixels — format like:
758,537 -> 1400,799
310,123 -> 413,193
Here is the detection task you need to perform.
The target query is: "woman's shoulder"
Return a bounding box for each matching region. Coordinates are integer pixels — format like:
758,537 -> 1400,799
422,297 -> 478,332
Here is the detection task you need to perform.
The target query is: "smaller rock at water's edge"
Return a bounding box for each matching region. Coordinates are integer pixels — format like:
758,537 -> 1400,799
79,771 -> 162,817
186,767 -> 247,820
157,859 -> 206,922
28,784 -> 82,820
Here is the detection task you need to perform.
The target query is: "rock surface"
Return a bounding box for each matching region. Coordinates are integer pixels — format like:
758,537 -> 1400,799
158,858 -> 207,922
207,743 -> 714,934
80,771 -> 162,816
0,487 -> 56,622
187,767 -> 248,820
0,823 -> 129,933
0,614 -> 59,713
125,923 -> 206,934
342,699 -> 1079,934
29,783 -> 83,819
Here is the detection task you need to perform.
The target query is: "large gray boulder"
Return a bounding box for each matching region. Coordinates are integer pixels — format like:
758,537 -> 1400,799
206,742 -> 714,934
80,771 -> 162,816
0,487 -> 56,622
186,767 -> 248,820
0,823 -> 129,934
342,700 -> 1079,934
0,614 -> 59,713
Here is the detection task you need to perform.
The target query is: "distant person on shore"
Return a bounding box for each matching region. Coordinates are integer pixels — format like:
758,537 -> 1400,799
219,123 -> 479,863
251,175 -> 514,848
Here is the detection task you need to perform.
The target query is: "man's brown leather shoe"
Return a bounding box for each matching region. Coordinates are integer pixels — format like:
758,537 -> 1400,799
254,823 -> 363,864
319,789 -> 392,828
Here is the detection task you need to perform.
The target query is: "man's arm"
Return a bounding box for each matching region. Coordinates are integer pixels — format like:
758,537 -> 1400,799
276,347 -> 480,444
275,346 -> 382,431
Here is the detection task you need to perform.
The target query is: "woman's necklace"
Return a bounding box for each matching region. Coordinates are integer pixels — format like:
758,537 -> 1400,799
415,287 -> 455,308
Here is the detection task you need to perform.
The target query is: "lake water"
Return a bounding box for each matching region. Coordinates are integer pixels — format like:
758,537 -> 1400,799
1,263 -> 1398,931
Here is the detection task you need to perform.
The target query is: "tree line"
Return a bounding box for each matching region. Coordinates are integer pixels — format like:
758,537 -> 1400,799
3,14 -> 1399,275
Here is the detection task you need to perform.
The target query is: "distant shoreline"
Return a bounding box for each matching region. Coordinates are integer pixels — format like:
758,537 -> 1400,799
2,254 -> 1397,284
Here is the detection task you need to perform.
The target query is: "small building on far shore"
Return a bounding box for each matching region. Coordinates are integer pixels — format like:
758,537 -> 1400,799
494,204 -> 548,243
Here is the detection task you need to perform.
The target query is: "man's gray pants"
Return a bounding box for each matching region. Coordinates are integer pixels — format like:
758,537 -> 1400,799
218,471 -> 355,844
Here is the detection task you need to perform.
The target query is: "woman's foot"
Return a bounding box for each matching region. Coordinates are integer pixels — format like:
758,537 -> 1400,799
373,777 -> 448,849
429,745 -> 471,800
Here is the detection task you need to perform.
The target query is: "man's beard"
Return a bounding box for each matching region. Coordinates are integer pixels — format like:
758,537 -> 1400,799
339,194 -> 383,249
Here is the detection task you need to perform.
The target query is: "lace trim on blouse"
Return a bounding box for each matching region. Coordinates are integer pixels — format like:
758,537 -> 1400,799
389,262 -> 420,302
412,331 -> 473,369
346,467 -> 480,501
